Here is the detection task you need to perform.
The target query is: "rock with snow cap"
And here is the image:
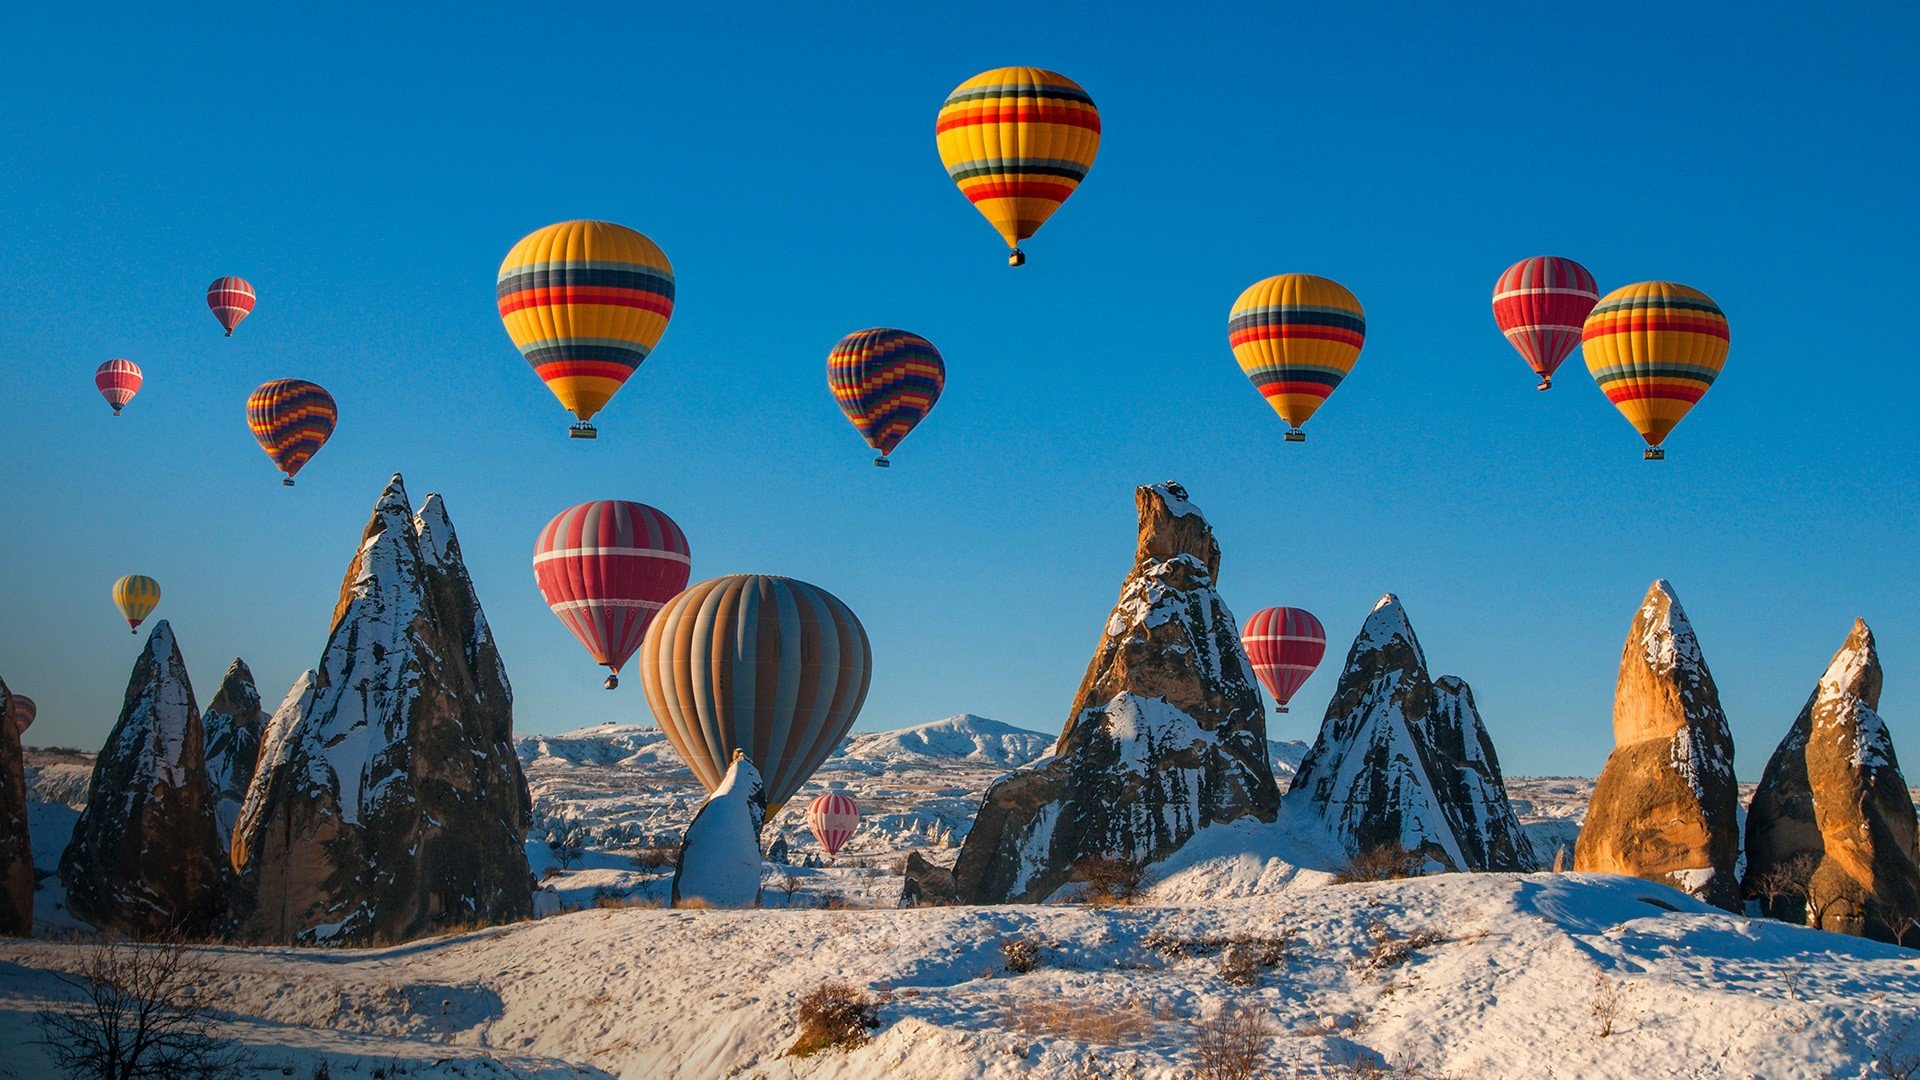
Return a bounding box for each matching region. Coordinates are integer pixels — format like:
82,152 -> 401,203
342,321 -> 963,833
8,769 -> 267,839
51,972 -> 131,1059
0,676 -> 30,934
1744,620 -> 1920,940
58,622 -> 226,935
672,750 -> 765,908
202,659 -> 264,846
229,475 -> 531,944
1575,581 -> 1741,910
1285,595 -> 1535,872
938,482 -> 1281,905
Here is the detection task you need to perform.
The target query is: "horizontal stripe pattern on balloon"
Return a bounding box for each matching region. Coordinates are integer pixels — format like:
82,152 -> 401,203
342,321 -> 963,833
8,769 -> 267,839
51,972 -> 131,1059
1581,282 -> 1729,448
1240,606 -> 1326,712
246,379 -> 337,482
533,501 -> 691,685
7,693 -> 35,736
95,359 -> 143,413
112,574 -> 161,631
207,276 -> 256,336
936,67 -> 1100,252
1228,274 -> 1366,433
806,792 -> 860,857
640,574 -> 871,811
827,328 -> 945,459
498,221 -> 674,424
1492,257 -> 1598,386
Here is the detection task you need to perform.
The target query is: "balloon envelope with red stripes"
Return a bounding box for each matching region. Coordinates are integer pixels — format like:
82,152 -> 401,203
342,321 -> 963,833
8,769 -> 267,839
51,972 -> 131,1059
95,359 -> 142,415
533,500 -> 691,689
806,793 -> 860,858
1491,257 -> 1599,390
1240,607 -> 1327,713
207,276 -> 256,336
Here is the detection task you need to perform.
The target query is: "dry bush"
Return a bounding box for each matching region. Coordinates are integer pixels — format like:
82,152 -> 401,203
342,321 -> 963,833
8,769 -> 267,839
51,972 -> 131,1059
1002,997 -> 1157,1045
1002,936 -> 1043,974
629,845 -> 678,870
1745,853 -> 1816,922
786,982 -> 880,1057
1071,854 -> 1147,906
1143,925 -> 1295,966
1193,1003 -> 1274,1080
592,891 -> 664,910
1590,972 -> 1625,1038
1352,922 -> 1449,975
1333,844 -> 1429,884
1218,941 -> 1262,986
672,896 -> 714,911
36,936 -> 252,1079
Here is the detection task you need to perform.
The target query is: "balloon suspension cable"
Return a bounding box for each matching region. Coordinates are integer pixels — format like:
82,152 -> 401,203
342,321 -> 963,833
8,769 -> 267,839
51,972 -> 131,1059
1536,377 -> 1552,391
1284,428 -> 1307,443
1008,248 -> 1026,268
569,422 -> 598,440
873,456 -> 890,468
603,672 -> 619,690
1644,447 -> 1666,461
282,476 -> 296,487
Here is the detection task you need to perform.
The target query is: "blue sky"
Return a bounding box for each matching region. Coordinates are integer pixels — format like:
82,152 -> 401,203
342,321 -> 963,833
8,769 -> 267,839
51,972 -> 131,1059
2,3 -> 1915,778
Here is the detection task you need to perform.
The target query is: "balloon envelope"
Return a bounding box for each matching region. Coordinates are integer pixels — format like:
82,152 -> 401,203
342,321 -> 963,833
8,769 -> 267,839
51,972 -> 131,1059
827,329 -> 945,462
533,501 -> 691,687
1492,257 -> 1599,388
7,694 -> 35,737
1229,274 -> 1365,438
247,379 -> 337,483
497,220 -> 674,429
1240,607 -> 1326,712
806,792 -> 860,857
640,574 -> 871,811
936,67 -> 1100,262
207,276 -> 256,336
95,359 -> 142,415
112,574 -> 161,632
1581,282 -> 1729,453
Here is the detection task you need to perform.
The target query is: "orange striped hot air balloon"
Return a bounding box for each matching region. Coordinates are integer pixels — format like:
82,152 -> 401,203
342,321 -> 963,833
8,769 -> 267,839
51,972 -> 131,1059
246,379 -> 337,485
1581,282 -> 1730,460
497,220 -> 675,438
1228,275 -> 1366,441
6,693 -> 36,737
936,67 -> 1100,266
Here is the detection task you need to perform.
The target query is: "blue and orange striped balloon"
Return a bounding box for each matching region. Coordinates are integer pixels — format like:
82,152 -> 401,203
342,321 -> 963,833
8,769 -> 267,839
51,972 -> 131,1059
497,220 -> 674,437
1581,281 -> 1729,459
246,379 -> 337,485
826,329 -> 945,467
936,67 -> 1100,266
1228,274 -> 1366,441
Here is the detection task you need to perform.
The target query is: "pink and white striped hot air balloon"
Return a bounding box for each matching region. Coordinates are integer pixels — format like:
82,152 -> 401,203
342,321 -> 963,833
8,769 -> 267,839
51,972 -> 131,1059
1241,606 -> 1327,714
533,500 -> 691,690
94,359 -> 142,415
806,793 -> 860,859
207,276 -> 256,336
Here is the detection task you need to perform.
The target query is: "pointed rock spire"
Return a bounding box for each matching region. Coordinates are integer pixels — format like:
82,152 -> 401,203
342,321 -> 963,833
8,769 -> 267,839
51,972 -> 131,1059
202,659 -> 264,845
1575,581 -> 1741,909
58,621 -> 226,935
672,750 -> 766,908
0,676 -> 31,935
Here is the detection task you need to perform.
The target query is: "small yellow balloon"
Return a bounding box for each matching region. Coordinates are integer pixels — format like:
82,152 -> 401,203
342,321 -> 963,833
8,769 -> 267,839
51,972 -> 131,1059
112,574 -> 161,633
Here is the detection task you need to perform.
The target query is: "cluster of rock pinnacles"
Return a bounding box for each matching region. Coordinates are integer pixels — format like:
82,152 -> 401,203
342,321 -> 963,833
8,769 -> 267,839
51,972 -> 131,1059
2,478 -> 1916,947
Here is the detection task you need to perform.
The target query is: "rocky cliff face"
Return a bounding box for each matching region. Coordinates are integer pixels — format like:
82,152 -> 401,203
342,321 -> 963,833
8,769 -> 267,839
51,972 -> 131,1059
1575,581 -> 1741,909
58,622 -> 226,935
939,483 -> 1279,904
1745,621 -> 1920,940
672,751 -> 765,908
203,659 -> 264,846
230,475 -> 532,944
0,677 -> 30,935
1285,596 -> 1535,872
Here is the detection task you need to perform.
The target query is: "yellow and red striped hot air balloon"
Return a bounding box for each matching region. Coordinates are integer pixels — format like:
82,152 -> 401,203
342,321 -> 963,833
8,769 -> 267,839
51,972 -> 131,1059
1228,274 -> 1366,442
936,67 -> 1100,266
247,379 -> 337,485
1581,282 -> 1730,460
112,574 -> 161,634
497,220 -> 675,439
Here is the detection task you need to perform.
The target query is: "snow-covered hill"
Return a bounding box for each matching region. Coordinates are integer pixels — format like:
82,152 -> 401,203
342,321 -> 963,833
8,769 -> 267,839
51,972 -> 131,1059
841,714 -> 1053,768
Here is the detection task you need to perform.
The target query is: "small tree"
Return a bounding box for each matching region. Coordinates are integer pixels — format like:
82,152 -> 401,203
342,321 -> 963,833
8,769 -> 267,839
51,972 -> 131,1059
1071,854 -> 1146,906
543,813 -> 590,871
786,982 -> 879,1057
1193,1003 -> 1273,1080
37,936 -> 252,1079
1334,844 -> 1430,884
771,873 -> 804,907
1746,853 -> 1816,922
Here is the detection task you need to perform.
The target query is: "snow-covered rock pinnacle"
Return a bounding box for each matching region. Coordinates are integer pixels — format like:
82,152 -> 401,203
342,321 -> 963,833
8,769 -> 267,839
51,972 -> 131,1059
932,483 -> 1281,905
230,475 -> 531,944
0,676 -> 30,934
203,658 -> 264,845
1745,620 -> 1920,940
1575,581 -> 1740,910
672,751 -> 766,908
1285,595 -> 1535,872
58,621 -> 226,935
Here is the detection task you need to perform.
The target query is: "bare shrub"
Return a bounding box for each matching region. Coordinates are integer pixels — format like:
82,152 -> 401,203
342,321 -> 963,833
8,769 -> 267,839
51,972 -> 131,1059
1745,853 -> 1816,921
770,874 -> 804,906
1193,1002 -> 1273,1080
1002,936 -> 1043,974
1143,926 -> 1295,966
786,982 -> 880,1057
1352,922 -> 1449,975
592,891 -> 663,910
1071,854 -> 1146,906
1333,844 -> 1429,884
1590,972 -> 1625,1037
36,936 -> 252,1079
1002,997 -> 1156,1044
1217,941 -> 1262,986
629,845 -> 678,870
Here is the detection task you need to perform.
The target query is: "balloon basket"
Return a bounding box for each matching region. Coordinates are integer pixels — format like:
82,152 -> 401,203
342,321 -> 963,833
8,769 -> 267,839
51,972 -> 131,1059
1008,248 -> 1025,267
1644,448 -> 1666,461
225,329 -> 234,338
603,673 -> 619,690
1274,705 -> 1289,714
569,423 -> 598,440
1284,429 -> 1306,443
111,406 -> 122,416
873,457 -> 891,469
1536,378 -> 1552,391
282,477 -> 295,487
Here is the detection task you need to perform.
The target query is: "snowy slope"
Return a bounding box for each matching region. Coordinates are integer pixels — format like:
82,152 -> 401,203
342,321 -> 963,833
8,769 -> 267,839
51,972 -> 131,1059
841,715 -> 1052,768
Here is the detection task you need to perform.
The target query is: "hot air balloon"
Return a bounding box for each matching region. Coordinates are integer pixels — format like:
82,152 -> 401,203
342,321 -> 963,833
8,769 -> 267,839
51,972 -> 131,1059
95,359 -> 142,416
533,501 -> 691,690
936,67 -> 1100,266
1228,274 -> 1365,441
639,574 -> 871,815
246,379 -> 337,485
497,220 -> 675,439
1492,257 -> 1600,390
207,276 -> 256,336
1240,607 -> 1326,714
6,694 -> 35,737
827,329 -> 945,467
1581,282 -> 1730,460
112,574 -> 161,633
806,793 -> 860,859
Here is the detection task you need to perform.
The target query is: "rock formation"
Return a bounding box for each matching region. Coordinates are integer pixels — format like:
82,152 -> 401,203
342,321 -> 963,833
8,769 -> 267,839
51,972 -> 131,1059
230,475 -> 532,944
1744,621 -> 1920,940
0,677 -> 31,935
58,622 -> 226,935
203,659 -> 264,846
1575,581 -> 1741,910
672,751 -> 765,908
1285,596 -> 1536,872
937,483 -> 1280,904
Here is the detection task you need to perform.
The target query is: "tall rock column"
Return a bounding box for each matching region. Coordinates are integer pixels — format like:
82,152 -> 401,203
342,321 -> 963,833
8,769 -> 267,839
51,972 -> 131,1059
203,659 -> 264,847
1575,581 -> 1741,910
0,677 -> 31,935
944,482 -> 1280,904
1745,621 -> 1920,941
58,622 -> 226,936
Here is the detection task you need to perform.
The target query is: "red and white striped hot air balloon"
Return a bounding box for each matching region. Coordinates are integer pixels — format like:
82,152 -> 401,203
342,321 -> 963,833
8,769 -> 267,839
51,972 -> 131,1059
95,359 -> 142,415
207,276 -> 256,336
1241,607 -> 1327,714
806,793 -> 860,859
533,500 -> 690,690
1491,256 -> 1600,390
